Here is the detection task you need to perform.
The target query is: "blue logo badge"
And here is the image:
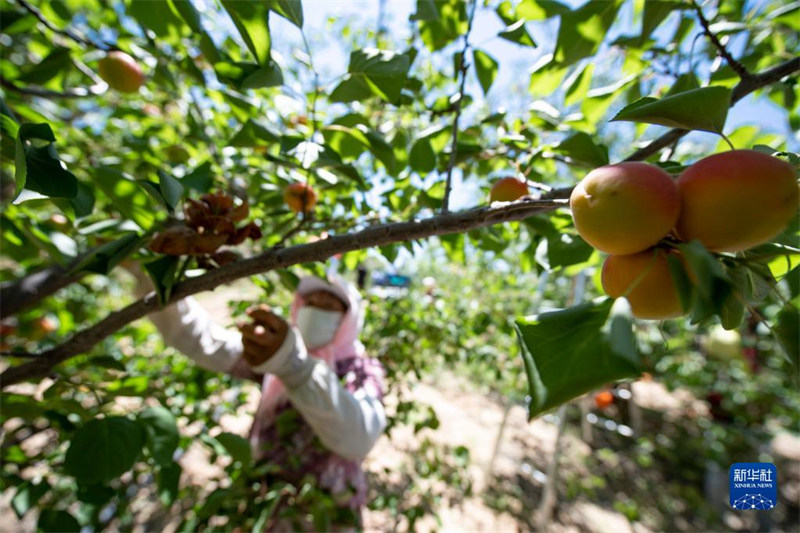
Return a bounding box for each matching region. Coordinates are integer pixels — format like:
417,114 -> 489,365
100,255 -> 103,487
729,463 -> 777,510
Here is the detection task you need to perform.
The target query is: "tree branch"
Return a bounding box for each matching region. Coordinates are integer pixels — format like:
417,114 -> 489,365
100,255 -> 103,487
0,77 -> 105,99
0,265 -> 81,320
441,0 -> 477,214
692,0 -> 752,81
0,194 -> 569,389
624,56 -> 800,162
15,0 -> 110,51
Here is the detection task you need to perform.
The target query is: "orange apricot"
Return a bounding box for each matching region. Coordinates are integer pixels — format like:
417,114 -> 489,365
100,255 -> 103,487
98,51 -> 144,93
489,177 -> 529,202
601,248 -> 684,320
675,150 -> 798,252
570,162 -> 680,255
284,183 -> 317,214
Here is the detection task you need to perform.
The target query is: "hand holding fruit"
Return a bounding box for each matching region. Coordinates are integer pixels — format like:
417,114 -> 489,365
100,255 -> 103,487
238,305 -> 289,367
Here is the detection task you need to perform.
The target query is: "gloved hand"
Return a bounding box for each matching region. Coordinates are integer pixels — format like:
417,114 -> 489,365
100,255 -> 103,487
237,304 -> 289,367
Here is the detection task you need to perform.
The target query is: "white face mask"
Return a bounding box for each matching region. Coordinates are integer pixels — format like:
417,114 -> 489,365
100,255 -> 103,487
296,307 -> 344,349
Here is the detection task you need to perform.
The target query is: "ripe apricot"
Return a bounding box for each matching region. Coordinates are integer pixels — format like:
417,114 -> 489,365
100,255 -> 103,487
570,163 -> 680,255
98,51 -> 144,93
489,177 -> 529,202
284,183 -> 317,214
594,390 -> 614,409
601,248 -> 684,320
675,150 -> 798,252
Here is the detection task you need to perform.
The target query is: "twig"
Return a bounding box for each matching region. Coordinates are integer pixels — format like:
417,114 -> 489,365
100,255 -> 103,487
441,0 -> 478,214
0,351 -> 40,358
624,56 -> 800,162
0,77 -> 105,99
0,194 -> 570,389
692,0 -> 753,81
15,0 -> 111,51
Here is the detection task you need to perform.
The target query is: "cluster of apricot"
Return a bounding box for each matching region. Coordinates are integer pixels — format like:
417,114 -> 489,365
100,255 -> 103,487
569,150 -> 798,320
149,192 -> 261,266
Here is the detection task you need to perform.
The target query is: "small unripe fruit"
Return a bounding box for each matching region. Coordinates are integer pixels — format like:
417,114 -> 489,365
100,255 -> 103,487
570,163 -> 680,255
97,51 -> 145,93
601,248 -> 684,320
675,150 -> 798,252
284,183 -> 317,214
489,177 -> 529,202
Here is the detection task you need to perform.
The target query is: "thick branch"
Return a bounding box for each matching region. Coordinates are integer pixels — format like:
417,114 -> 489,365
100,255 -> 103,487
625,56 -> 800,162
441,0 -> 477,214
0,195 -> 569,388
692,1 -> 752,81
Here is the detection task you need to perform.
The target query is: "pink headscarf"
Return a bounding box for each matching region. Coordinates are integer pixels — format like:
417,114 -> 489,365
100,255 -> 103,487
250,275 -> 367,441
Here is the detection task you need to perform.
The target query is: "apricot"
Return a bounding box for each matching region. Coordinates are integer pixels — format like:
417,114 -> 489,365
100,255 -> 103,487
594,391 -> 614,409
489,177 -> 529,202
570,162 -> 680,255
284,183 -> 317,214
675,150 -> 798,252
97,51 -> 144,93
601,248 -> 684,320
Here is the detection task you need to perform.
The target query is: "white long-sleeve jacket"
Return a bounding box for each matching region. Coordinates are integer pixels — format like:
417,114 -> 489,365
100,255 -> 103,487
141,295 -> 386,462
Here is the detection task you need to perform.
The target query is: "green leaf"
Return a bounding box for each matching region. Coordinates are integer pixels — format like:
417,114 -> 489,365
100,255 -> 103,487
516,298 -> 641,418
229,119 -> 280,147
15,123 -> 78,199
611,86 -> 732,134
498,19 -> 536,47
775,305 -> 799,366
92,168 -> 159,230
159,170 -> 184,210
641,1 -> 683,43
410,138 -> 436,173
157,462 -> 181,506
664,72 -> 701,97
64,417 -> 145,485
11,481 -> 51,519
269,0 -> 303,28
555,132 -> 609,167
37,510 -> 80,533
410,0 -> 439,21
545,232 -> 594,269
168,0 -> 202,32
143,255 -> 181,305
322,124 -> 396,172
18,46 -> 73,86
678,241 -> 733,323
215,432 -> 252,469
221,1 -> 272,65
138,406 -> 179,467
76,483 -> 115,505
415,0 -> 467,51
514,0 -> 570,20
67,181 -> 95,218
333,49 -> 412,104
71,232 -> 142,275
564,63 -> 594,107
473,49 -> 498,95
554,1 -> 622,66
128,0 -> 185,39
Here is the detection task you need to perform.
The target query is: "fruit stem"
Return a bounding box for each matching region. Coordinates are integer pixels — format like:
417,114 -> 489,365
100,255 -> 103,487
720,133 -> 736,151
